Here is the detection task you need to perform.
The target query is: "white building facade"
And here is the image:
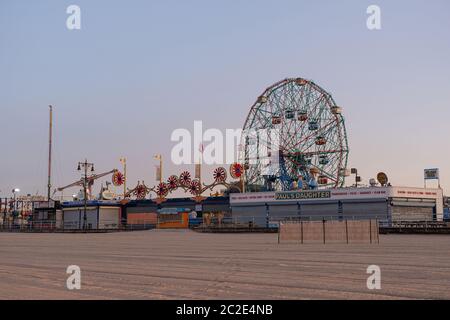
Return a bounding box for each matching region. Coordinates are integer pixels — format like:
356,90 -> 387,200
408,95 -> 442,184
230,186 -> 443,227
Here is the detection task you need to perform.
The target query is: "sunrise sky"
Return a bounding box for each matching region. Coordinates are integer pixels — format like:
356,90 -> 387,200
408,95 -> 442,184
1,0 -> 449,197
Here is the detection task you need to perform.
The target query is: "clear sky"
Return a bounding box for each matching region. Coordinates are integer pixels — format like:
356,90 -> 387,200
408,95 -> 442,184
1,0 -> 449,198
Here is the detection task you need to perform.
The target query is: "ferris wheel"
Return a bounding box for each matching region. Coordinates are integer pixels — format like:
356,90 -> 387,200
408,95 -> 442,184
240,78 -> 349,192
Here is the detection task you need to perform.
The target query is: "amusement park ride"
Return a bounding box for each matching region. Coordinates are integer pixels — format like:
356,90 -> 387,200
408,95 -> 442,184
240,78 -> 349,192
124,163 -> 244,204
53,77 -> 351,203
54,163 -> 244,203
53,166 -> 119,200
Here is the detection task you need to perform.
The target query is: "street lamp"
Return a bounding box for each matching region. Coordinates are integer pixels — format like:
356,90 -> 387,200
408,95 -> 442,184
350,168 -> 361,187
77,160 -> 94,230
12,188 -> 20,224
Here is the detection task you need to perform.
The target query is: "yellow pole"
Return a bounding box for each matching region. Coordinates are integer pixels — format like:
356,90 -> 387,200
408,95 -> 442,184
120,157 -> 127,197
154,154 -> 163,183
199,153 -> 202,196
123,158 -> 127,196
160,156 -> 163,183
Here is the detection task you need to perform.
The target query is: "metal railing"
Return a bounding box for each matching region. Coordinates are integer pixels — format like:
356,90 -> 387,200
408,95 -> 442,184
0,220 -> 156,232
1,216 -> 447,233
194,215 -> 388,228
378,220 -> 448,228
1,220 -> 57,232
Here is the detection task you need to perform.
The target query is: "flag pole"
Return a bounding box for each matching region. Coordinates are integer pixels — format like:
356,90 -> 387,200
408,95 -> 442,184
47,105 -> 53,203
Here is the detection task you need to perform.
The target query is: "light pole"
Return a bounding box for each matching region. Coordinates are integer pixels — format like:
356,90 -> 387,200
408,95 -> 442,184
12,188 -> 20,225
351,168 -> 361,187
77,160 -> 94,230
2,197 -> 6,228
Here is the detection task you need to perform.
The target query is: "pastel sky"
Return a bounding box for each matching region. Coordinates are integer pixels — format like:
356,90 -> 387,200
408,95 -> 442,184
1,0 -> 449,198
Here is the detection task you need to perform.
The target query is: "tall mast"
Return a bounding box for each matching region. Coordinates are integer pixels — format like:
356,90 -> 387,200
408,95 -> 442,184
47,105 -> 53,201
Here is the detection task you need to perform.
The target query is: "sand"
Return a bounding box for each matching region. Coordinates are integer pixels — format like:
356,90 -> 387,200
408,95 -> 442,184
0,230 -> 449,299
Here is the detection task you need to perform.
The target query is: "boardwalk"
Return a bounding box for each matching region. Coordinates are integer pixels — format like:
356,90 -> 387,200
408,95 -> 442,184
0,230 -> 449,299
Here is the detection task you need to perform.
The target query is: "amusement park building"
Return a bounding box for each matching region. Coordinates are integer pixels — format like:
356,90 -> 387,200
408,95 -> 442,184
119,186 -> 443,227
57,201 -> 121,230
229,186 -> 444,227
29,186 -> 442,230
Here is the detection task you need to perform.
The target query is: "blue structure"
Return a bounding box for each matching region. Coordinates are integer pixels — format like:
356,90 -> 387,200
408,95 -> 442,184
444,208 -> 450,222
